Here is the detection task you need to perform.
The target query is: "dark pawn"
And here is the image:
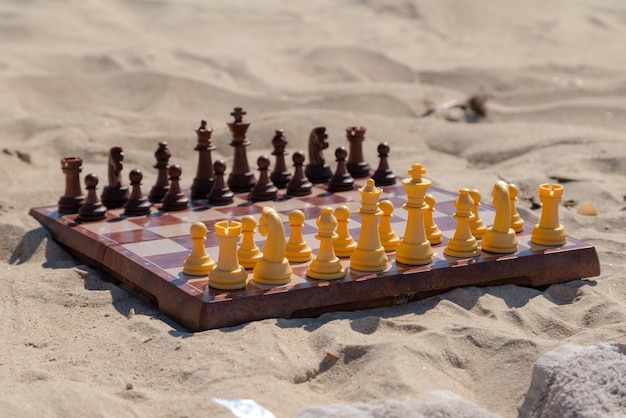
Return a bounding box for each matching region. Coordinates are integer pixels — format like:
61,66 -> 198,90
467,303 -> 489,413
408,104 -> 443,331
190,120 -> 216,200
101,146 -> 129,209
161,164 -> 189,212
270,129 -> 291,189
372,142 -> 396,187
58,156 -> 85,214
124,169 -> 152,217
328,146 -> 355,192
286,151 -> 313,196
149,142 -> 171,203
77,173 -> 107,222
207,160 -> 234,206
250,155 -> 278,202
346,126 -> 371,178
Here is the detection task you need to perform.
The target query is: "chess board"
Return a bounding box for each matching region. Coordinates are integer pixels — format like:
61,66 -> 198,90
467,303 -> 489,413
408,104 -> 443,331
30,178 -> 600,332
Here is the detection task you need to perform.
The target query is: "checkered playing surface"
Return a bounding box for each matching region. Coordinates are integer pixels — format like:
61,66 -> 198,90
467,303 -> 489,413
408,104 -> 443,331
30,178 -> 600,331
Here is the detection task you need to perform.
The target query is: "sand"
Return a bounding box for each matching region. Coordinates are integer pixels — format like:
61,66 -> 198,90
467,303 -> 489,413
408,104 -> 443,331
1,1 -> 625,417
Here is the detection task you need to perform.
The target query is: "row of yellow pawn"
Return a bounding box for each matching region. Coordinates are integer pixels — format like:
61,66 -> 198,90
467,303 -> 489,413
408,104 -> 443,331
182,163 -> 568,290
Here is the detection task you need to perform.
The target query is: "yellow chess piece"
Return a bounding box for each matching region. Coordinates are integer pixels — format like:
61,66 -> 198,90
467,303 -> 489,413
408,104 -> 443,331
508,183 -> 525,233
349,179 -> 388,272
285,209 -> 313,263
396,164 -> 433,265
208,220 -> 248,290
333,205 -> 357,257
444,189 -> 481,258
183,222 -> 216,275
469,189 -> 487,239
307,207 -> 345,280
378,199 -> 400,252
238,215 -> 262,268
482,180 -> 518,254
531,183 -> 567,246
252,207 -> 292,285
424,193 -> 442,245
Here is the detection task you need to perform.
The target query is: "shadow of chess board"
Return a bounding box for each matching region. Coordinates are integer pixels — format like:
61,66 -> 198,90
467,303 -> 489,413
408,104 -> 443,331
30,178 -> 600,332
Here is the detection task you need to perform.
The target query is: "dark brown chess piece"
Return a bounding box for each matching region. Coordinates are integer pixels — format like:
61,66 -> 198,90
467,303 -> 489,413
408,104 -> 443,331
148,142 -> 171,203
124,169 -> 152,217
58,156 -> 85,214
250,155 -> 278,202
208,160 -> 234,206
305,126 -> 332,183
270,129 -> 291,189
372,142 -> 396,187
190,120 -> 216,201
161,164 -> 189,211
226,107 -> 256,193
286,151 -> 313,196
77,173 -> 107,222
346,126 -> 371,178
328,146 -> 355,192
101,146 -> 130,209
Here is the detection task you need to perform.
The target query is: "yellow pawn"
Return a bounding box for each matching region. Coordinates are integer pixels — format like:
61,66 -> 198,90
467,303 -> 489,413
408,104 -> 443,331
208,220 -> 248,290
349,179 -> 388,272
285,210 -> 313,263
238,215 -> 262,269
482,180 -> 518,254
252,207 -> 292,285
424,193 -> 443,245
379,199 -> 400,252
307,207 -> 345,280
508,183 -> 525,233
531,183 -> 567,246
396,164 -> 433,266
333,205 -> 357,257
469,189 -> 487,239
183,222 -> 216,276
444,189 -> 481,258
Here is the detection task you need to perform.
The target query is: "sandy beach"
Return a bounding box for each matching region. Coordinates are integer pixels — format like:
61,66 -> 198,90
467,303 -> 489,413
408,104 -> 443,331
1,1 -> 625,416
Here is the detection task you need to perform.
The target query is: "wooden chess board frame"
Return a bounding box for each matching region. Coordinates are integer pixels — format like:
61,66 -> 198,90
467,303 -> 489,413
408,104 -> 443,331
30,179 -> 600,332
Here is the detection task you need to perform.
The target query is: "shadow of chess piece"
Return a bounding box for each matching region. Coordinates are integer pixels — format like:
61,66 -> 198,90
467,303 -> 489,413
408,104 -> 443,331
190,120 -> 216,200
101,146 -> 129,209
328,146 -> 355,192
286,151 -> 313,196
372,142 -> 396,186
250,155 -> 278,202
305,126 -> 332,183
208,160 -> 234,206
124,169 -> 152,217
226,107 -> 256,193
77,173 -> 107,222
149,141 -> 171,203
346,126 -> 371,178
161,164 -> 189,211
58,156 -> 85,214
270,129 -> 291,189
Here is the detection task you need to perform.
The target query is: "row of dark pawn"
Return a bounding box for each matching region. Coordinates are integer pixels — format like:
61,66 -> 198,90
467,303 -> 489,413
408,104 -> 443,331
57,141 -> 397,222
203,141 -> 398,205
